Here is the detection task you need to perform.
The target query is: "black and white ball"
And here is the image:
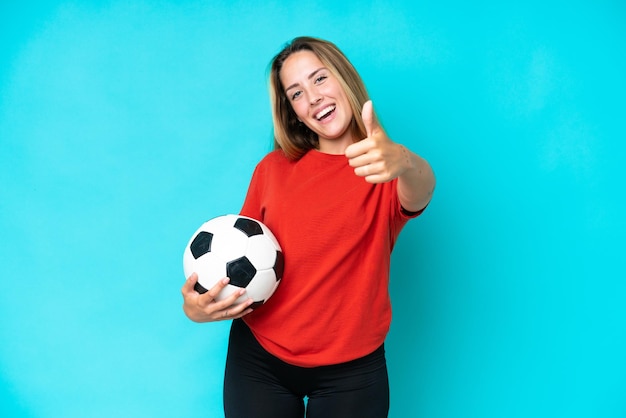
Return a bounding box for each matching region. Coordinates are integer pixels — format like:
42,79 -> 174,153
183,214 -> 284,308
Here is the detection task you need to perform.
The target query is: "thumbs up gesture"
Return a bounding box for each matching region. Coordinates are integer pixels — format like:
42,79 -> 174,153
345,100 -> 411,184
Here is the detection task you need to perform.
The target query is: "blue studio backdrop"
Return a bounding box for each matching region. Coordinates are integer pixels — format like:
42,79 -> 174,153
1,1 -> 625,417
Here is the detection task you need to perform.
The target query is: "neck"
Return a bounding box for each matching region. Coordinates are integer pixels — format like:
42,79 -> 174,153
317,134 -> 354,155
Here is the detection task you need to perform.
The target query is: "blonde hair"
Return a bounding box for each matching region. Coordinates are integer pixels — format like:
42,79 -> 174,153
269,37 -> 369,160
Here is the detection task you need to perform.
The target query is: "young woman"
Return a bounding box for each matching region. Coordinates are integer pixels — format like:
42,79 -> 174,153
181,36 -> 435,418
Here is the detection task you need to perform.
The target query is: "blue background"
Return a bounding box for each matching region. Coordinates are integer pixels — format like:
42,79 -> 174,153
1,1 -> 625,417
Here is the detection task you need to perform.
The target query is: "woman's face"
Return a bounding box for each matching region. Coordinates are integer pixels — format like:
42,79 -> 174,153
280,50 -> 354,154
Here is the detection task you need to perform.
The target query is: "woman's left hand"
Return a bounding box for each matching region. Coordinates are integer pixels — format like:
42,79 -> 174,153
345,100 -> 411,184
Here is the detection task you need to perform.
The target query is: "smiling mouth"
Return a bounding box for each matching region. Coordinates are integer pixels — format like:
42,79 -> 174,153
315,105 -> 336,121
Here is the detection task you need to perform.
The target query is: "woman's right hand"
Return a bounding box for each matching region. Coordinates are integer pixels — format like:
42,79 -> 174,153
181,273 -> 254,322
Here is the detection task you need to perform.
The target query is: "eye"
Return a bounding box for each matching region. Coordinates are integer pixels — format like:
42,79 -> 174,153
314,74 -> 328,84
290,90 -> 302,101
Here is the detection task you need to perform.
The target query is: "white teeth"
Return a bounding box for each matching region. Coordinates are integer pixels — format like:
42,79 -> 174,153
315,105 -> 335,120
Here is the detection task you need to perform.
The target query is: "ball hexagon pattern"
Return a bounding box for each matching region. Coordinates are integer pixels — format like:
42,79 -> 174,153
183,214 -> 283,307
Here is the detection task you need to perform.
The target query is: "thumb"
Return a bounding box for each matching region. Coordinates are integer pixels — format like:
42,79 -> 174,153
361,100 -> 378,137
182,272 -> 198,294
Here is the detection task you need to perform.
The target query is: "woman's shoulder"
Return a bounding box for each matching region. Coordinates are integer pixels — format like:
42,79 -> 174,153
256,149 -> 293,168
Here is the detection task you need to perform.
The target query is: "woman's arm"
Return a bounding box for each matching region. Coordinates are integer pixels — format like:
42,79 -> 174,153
345,100 -> 436,211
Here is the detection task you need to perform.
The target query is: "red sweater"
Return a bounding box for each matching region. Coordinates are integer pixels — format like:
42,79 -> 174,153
240,149 -> 421,367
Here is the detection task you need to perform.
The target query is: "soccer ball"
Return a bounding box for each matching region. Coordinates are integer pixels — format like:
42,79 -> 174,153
183,214 -> 284,308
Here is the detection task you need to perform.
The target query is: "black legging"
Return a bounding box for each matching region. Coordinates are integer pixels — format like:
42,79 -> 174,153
224,319 -> 390,418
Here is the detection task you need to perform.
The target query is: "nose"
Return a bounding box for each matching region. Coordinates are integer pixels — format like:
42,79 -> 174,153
309,94 -> 322,106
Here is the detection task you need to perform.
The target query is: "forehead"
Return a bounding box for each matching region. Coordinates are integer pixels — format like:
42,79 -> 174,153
280,50 -> 325,87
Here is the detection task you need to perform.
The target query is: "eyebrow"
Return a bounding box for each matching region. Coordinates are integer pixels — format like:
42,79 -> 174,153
284,67 -> 327,92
